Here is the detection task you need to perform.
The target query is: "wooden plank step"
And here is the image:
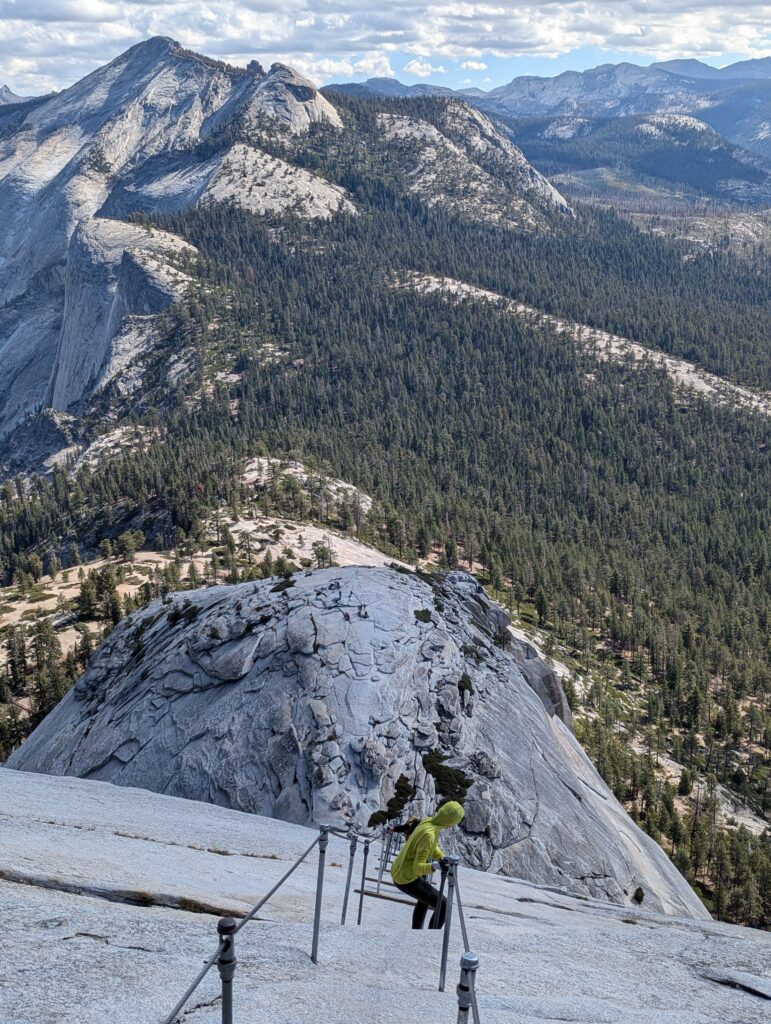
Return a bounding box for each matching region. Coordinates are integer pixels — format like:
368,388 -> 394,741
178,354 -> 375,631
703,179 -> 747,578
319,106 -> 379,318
355,888 -> 415,907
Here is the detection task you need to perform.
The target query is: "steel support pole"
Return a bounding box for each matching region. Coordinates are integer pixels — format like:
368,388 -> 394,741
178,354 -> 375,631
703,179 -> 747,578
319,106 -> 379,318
438,856 -> 458,992
376,831 -> 393,894
311,824 -> 329,964
456,951 -> 479,1024
216,918 -> 237,1024
430,862 -> 448,929
453,877 -> 480,1024
357,839 -> 370,925
454,877 -> 471,953
341,831 -> 358,925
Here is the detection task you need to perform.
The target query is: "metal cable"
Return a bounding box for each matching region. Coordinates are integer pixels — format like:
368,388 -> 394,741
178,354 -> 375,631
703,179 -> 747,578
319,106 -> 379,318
234,834 -> 321,934
161,835 -> 321,1023
161,940 -> 227,1024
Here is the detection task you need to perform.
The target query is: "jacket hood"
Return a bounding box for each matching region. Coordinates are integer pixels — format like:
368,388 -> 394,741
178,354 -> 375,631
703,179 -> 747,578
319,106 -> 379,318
429,801 -> 465,828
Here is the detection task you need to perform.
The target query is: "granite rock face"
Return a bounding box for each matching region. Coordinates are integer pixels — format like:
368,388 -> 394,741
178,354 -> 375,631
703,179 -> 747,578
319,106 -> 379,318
8,566 -> 706,918
47,219 -> 196,410
377,101 -> 570,229
0,38 -> 347,438
4,769 -> 767,1024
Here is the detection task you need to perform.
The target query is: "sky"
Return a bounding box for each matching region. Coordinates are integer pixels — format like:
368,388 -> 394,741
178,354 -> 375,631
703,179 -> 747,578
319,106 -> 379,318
0,1 -> 770,95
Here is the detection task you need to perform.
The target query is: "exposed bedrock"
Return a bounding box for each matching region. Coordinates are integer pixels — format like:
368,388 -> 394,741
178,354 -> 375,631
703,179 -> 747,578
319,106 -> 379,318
47,219 -> 194,410
7,566 -> 707,918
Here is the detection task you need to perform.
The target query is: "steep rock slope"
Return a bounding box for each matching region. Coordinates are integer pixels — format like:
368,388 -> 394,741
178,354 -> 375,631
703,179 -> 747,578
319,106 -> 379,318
2,769 -> 770,1024
378,100 -> 568,228
9,566 -> 705,917
0,39 -> 567,445
0,38 -> 347,437
47,220 -> 196,410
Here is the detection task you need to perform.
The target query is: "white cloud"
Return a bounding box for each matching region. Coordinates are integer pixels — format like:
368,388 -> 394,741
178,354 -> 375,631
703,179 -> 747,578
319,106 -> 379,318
0,2 -> 769,92
403,57 -> 446,77
292,50 -> 395,82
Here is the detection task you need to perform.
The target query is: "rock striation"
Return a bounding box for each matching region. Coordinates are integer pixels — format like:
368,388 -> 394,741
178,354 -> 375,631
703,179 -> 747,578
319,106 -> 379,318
9,565 -> 706,918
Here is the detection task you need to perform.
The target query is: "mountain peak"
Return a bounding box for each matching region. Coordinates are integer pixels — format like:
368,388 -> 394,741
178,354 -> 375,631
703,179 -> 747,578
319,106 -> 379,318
244,61 -> 343,132
652,58 -> 723,79
0,84 -> 29,105
120,34 -> 180,62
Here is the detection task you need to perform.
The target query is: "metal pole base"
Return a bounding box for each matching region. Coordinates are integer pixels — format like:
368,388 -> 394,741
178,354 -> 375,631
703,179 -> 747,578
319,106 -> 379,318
456,951 -> 479,1023
311,825 -> 329,964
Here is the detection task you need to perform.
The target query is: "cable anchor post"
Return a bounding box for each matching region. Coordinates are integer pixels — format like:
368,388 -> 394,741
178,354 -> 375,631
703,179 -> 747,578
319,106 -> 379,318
438,855 -> 458,992
341,828 -> 358,925
456,951 -> 479,1023
216,917 -> 237,1024
357,839 -> 370,925
311,824 -> 329,964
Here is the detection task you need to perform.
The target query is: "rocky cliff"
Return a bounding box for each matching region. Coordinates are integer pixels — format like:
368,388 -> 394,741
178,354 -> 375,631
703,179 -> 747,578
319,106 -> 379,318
0,38 -> 347,438
8,565 -> 706,918
47,220 -> 195,410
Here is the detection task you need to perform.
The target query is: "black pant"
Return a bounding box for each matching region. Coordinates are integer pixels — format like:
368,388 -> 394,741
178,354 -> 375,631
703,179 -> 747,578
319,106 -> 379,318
395,876 -> 447,929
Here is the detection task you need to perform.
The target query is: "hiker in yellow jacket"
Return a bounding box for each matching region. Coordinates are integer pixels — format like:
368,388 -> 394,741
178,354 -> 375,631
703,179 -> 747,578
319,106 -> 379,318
390,801 -> 465,929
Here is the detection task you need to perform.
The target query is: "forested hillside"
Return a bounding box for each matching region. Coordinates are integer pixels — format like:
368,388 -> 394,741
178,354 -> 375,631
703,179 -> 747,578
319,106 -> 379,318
1,92 -> 769,926
506,113 -> 771,207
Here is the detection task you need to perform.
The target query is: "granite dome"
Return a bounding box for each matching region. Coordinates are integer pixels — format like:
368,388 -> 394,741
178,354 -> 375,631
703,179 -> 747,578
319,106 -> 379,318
9,565 -> 707,919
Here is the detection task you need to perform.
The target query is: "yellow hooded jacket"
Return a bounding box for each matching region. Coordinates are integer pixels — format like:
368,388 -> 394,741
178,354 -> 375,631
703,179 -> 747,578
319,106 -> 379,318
390,802 -> 465,885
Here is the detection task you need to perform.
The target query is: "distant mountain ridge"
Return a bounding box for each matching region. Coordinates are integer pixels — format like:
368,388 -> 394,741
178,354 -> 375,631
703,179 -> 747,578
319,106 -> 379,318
334,54 -> 771,98
510,111 -> 771,207
0,84 -> 32,105
332,55 -> 771,158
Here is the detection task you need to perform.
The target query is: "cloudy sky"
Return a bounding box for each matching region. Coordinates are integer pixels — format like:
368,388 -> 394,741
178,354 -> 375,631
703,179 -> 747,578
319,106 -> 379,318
1,1 -> 769,94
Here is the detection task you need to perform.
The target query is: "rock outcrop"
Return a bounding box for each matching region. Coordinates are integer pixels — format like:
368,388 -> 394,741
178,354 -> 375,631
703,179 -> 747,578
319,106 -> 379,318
0,85 -> 30,105
378,101 -> 569,229
48,220 -> 195,410
243,62 -> 343,134
9,565 -> 706,918
0,37 -> 348,438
